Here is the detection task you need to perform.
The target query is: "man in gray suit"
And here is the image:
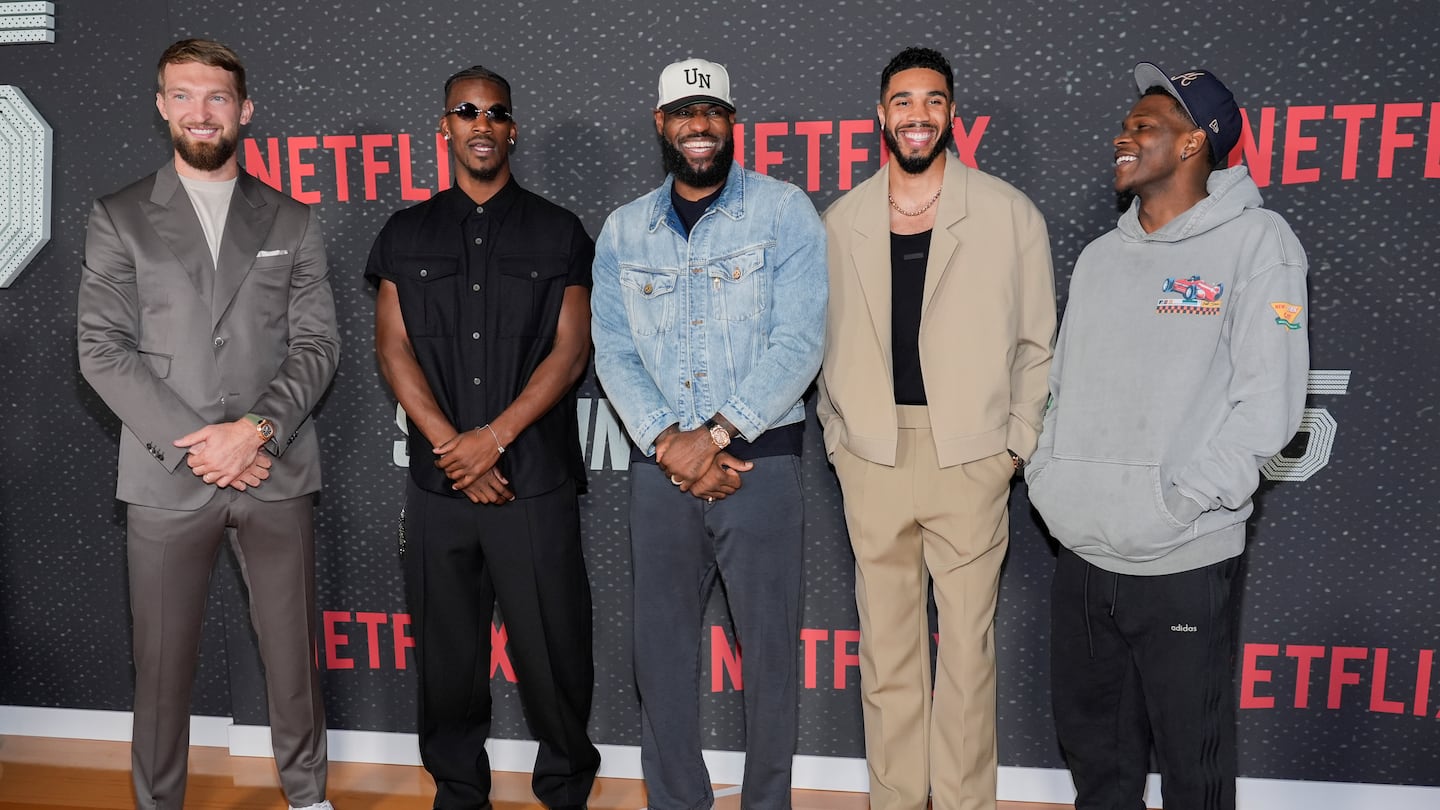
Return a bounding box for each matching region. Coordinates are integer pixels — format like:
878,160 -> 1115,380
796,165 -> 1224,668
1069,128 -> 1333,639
77,38 -> 339,810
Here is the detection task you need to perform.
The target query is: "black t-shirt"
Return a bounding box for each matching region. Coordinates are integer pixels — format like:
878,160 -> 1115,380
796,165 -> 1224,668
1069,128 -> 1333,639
891,229 -> 932,406
671,184 -> 724,235
365,180 -> 594,498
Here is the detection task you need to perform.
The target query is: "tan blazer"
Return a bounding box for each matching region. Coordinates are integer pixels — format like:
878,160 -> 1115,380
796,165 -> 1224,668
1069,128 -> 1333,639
78,162 -> 340,509
817,156 -> 1055,468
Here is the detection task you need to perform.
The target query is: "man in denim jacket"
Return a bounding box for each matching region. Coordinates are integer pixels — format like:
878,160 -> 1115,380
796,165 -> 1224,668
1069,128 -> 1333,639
591,58 -> 827,810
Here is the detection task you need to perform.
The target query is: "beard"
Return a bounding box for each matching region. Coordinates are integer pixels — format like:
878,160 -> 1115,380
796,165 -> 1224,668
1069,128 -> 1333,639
657,131 -> 735,189
171,125 -> 238,173
451,136 -> 506,183
460,137 -> 512,183
461,160 -> 502,183
882,122 -> 954,175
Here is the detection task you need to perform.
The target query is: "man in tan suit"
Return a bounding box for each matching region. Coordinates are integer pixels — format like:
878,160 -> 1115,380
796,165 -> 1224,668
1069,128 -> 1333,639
77,39 -> 338,810
818,47 -> 1055,810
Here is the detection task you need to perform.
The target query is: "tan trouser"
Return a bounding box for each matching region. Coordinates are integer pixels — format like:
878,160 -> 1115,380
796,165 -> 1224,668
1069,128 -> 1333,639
832,406 -> 1011,810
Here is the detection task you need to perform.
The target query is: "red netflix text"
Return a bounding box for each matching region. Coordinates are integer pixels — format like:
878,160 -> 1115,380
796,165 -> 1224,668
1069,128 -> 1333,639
241,101 -> 1439,205
1240,642 -> 1437,718
239,116 -> 989,203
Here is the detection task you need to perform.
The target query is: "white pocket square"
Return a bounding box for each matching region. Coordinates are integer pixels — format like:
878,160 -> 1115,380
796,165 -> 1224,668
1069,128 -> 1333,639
256,249 -> 289,258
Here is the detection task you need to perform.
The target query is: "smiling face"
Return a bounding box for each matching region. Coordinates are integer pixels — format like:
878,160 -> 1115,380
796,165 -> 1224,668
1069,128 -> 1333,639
878,67 -> 955,175
156,60 -> 253,178
654,102 -> 736,197
1113,91 -> 1204,196
440,77 -> 516,185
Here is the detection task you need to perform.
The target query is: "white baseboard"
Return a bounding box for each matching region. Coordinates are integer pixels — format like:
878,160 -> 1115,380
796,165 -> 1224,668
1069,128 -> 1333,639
4,706 -> 1438,809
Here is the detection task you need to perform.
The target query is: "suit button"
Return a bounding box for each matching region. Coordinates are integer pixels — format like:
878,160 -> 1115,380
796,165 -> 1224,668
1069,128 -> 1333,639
213,337 -> 224,347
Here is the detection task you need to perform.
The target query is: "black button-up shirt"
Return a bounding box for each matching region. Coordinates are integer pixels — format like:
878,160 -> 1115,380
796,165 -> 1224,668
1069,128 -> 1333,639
366,180 -> 594,498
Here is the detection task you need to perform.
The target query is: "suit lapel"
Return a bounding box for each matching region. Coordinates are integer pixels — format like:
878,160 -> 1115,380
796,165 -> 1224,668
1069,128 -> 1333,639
142,163 -> 214,302
212,173 -> 277,327
851,172 -> 894,366
920,157 -> 969,320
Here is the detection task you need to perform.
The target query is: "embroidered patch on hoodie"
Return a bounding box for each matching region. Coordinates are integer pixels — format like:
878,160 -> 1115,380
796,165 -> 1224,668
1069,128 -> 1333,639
1271,302 -> 1303,330
1156,275 -> 1224,315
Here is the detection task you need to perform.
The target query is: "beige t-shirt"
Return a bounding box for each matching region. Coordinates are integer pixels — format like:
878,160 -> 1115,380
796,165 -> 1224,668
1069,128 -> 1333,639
177,174 -> 237,269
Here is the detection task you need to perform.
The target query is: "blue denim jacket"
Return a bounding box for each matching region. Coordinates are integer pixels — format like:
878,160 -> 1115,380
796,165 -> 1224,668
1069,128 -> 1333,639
592,162 -> 827,455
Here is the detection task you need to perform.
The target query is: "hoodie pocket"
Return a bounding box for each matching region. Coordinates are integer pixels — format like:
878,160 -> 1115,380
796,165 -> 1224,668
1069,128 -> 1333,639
1028,456 -> 1196,562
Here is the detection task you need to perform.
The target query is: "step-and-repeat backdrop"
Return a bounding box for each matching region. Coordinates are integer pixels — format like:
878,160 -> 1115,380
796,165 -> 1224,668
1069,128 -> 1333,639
2,0 -> 1436,794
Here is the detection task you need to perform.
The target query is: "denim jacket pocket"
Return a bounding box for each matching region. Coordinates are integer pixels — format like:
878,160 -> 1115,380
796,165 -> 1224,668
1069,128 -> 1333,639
619,266 -> 679,336
707,246 -> 768,322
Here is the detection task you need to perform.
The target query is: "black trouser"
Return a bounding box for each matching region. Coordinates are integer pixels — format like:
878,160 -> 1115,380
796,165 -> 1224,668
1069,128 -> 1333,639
1050,547 -> 1240,810
403,478 -> 599,810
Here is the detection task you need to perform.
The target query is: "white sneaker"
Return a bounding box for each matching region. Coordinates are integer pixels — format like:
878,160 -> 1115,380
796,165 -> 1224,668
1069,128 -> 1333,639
290,802 -> 334,810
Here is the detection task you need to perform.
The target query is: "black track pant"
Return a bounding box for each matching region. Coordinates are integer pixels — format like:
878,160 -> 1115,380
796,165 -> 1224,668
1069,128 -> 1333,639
1050,547 -> 1240,810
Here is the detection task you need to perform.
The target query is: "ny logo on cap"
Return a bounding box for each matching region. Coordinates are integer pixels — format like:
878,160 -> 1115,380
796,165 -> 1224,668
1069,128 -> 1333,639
684,68 -> 712,89
1172,71 -> 1207,86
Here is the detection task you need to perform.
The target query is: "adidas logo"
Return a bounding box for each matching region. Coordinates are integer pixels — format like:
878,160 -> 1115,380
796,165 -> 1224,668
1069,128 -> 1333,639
1171,624 -> 1198,633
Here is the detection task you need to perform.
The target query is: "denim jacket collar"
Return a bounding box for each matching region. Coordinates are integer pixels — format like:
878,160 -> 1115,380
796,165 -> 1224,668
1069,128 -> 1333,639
647,161 -> 749,235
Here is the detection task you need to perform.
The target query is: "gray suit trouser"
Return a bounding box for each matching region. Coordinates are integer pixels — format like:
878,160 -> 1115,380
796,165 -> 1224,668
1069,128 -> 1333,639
630,455 -> 804,810
126,489 -> 328,810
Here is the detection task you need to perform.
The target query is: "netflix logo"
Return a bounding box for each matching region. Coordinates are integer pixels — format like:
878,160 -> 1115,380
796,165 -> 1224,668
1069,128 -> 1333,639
1241,642 -> 1438,718
319,611 -> 867,695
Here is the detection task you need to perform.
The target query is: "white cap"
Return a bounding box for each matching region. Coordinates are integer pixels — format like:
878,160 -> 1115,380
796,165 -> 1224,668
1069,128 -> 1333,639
657,58 -> 734,113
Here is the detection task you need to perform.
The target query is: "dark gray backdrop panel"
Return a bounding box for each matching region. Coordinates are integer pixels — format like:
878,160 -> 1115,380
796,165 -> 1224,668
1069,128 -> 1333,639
1,0 -> 1436,787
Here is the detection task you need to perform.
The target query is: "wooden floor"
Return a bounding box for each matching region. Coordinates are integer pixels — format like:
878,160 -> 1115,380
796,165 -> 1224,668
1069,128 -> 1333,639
0,736 -> 1074,810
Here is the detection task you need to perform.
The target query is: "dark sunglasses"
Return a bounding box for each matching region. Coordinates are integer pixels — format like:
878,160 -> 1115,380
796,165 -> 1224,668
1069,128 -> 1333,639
443,102 -> 513,123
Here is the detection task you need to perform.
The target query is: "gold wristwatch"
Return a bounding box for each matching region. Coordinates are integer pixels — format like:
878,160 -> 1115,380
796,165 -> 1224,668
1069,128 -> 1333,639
706,419 -> 732,449
244,413 -> 275,443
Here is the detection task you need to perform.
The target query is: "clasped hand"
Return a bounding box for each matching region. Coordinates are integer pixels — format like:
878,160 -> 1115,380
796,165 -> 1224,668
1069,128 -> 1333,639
434,428 -> 514,504
655,426 -> 753,502
174,420 -> 270,491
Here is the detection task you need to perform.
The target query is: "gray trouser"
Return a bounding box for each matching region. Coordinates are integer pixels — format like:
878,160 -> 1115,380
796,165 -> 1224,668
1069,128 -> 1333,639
127,490 -> 328,810
630,455 -> 804,810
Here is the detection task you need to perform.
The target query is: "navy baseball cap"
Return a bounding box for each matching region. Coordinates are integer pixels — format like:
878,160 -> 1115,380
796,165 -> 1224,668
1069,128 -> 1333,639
1134,62 -> 1243,165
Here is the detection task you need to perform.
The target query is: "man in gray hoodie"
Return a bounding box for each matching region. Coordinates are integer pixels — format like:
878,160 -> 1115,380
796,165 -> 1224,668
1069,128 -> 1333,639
1025,64 -> 1309,810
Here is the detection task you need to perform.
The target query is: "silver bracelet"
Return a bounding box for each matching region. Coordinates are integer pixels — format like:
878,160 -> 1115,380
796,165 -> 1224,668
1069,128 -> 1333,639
478,423 -> 505,454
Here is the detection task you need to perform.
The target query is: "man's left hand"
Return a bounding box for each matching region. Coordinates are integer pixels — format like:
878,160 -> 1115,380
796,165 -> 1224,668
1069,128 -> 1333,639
175,420 -> 267,488
687,451 -> 753,501
433,428 -> 504,490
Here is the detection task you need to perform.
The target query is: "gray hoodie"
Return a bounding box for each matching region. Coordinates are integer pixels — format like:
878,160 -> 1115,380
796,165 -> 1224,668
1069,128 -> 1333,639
1025,166 -> 1309,575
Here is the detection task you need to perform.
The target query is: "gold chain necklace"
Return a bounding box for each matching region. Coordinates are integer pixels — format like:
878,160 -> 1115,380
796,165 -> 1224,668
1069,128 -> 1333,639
888,185 -> 943,216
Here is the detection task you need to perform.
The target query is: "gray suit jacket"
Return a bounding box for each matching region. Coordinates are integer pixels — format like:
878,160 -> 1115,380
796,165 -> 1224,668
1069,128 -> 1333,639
78,162 -> 341,510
